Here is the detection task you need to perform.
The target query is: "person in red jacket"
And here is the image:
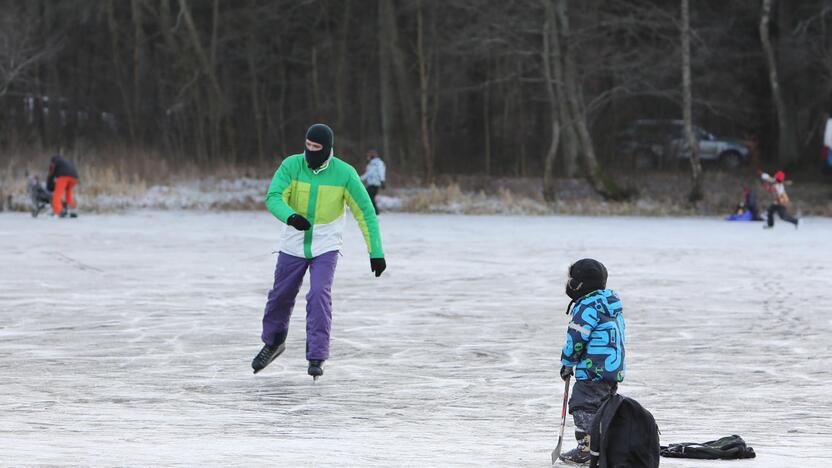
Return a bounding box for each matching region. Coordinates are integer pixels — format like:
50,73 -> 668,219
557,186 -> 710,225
46,155 -> 79,217
760,171 -> 798,229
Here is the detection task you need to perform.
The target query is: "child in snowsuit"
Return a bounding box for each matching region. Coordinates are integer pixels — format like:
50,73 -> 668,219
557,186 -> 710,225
251,123 -> 386,379
558,258 -> 626,465
760,171 -> 799,229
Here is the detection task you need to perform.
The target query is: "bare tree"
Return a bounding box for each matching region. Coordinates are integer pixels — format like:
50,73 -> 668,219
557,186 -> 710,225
378,0 -> 394,167
416,0 -> 435,181
1,0 -> 830,180
760,0 -> 797,165
0,11 -> 53,97
681,0 -> 703,202
541,0 -> 562,201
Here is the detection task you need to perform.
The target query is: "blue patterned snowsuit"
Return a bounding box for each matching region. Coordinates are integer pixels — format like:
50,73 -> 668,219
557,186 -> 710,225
561,289 -> 626,437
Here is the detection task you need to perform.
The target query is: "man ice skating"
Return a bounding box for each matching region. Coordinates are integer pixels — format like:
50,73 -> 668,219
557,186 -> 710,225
558,259 -> 625,465
252,123 -> 386,380
46,154 -> 79,217
760,171 -> 799,229
360,149 -> 386,214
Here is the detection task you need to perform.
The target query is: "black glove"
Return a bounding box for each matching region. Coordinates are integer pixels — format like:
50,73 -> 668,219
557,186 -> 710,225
560,365 -> 574,382
370,257 -> 386,277
287,214 -> 311,231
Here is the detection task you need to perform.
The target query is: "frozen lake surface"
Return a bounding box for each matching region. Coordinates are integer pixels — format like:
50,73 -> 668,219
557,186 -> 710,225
1,211 -> 830,467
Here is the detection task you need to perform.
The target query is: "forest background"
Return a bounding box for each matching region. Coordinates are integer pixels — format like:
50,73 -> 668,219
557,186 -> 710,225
1,0 -> 831,215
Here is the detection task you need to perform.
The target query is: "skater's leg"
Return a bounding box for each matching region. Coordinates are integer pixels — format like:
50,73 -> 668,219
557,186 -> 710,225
305,250 -> 339,361
766,204 -> 776,227
780,206 -> 798,226
367,185 -> 379,214
261,252 -> 308,346
569,381 -> 614,439
562,381 -> 617,463
774,204 -> 785,221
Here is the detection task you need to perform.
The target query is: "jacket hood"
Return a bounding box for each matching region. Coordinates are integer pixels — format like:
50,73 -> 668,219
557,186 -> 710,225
574,289 -> 622,318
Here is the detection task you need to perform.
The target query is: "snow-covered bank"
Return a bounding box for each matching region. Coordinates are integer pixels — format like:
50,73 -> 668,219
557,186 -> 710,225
6,178 -> 832,216
5,174 -> 831,217
1,212 -> 830,466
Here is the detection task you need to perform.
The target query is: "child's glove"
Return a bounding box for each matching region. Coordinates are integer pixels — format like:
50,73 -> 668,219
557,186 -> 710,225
370,257 -> 386,277
560,365 -> 574,381
287,214 -> 311,231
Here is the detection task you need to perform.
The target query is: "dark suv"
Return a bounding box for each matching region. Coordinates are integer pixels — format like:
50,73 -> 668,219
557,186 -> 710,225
617,119 -> 750,169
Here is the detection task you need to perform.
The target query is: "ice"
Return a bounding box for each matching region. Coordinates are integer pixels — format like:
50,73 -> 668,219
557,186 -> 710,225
1,212 -> 830,467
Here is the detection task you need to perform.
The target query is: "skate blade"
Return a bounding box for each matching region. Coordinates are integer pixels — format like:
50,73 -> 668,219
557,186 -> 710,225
556,459 -> 589,467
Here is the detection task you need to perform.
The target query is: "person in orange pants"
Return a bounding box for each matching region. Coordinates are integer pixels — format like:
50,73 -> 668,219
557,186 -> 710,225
46,155 -> 79,217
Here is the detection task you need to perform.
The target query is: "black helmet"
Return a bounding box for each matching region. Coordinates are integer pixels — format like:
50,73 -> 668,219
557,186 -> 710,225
565,258 -> 608,301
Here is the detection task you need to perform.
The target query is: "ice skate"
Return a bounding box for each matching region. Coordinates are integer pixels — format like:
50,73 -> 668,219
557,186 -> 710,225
308,360 -> 324,381
558,432 -> 591,466
558,446 -> 591,465
251,342 -> 285,374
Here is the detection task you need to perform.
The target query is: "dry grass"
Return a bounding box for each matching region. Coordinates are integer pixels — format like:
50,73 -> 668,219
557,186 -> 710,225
399,184 -> 550,215
393,171 -> 832,217
1,148 -> 152,212
2,147 -> 830,216
0,146 -> 279,213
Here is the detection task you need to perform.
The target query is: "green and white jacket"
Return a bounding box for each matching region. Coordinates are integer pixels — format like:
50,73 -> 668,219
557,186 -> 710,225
266,154 -> 384,259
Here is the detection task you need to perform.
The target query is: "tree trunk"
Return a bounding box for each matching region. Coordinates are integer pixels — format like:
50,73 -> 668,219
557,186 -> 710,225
106,0 -> 136,142
247,22 -> 263,161
311,46 -> 321,117
335,0 -> 351,131
378,0 -> 394,167
561,123 -> 579,177
760,0 -> 796,164
416,0 -> 434,181
178,0 -> 234,160
178,0 -> 223,104
682,0 -> 703,202
380,0 -> 419,172
557,0 -> 607,198
545,0 -> 578,178
557,0 -> 632,199
541,0 -> 561,202
131,0 -> 146,141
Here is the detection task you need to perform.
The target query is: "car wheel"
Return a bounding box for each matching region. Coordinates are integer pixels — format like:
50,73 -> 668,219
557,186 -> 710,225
719,151 -> 742,169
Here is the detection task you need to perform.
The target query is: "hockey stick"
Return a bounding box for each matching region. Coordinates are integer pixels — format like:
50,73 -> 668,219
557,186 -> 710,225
551,375 -> 571,464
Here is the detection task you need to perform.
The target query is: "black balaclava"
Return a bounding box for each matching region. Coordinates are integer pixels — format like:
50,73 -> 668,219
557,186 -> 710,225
305,123 -> 334,170
565,258 -> 608,314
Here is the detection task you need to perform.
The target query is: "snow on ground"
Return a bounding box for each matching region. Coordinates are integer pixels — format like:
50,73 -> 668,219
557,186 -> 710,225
0,211 -> 830,467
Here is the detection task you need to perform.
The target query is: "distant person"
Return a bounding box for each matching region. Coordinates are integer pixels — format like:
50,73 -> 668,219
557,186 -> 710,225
760,171 -> 799,229
251,123 -> 386,380
726,185 -> 763,221
823,113 -> 832,174
46,154 -> 79,218
557,259 -> 625,465
360,149 -> 386,214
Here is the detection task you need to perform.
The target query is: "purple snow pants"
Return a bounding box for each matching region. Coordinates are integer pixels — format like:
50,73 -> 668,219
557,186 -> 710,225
261,250 -> 339,360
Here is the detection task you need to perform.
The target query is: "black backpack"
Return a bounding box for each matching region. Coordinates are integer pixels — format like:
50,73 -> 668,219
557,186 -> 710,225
661,435 -> 756,460
589,394 -> 661,468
